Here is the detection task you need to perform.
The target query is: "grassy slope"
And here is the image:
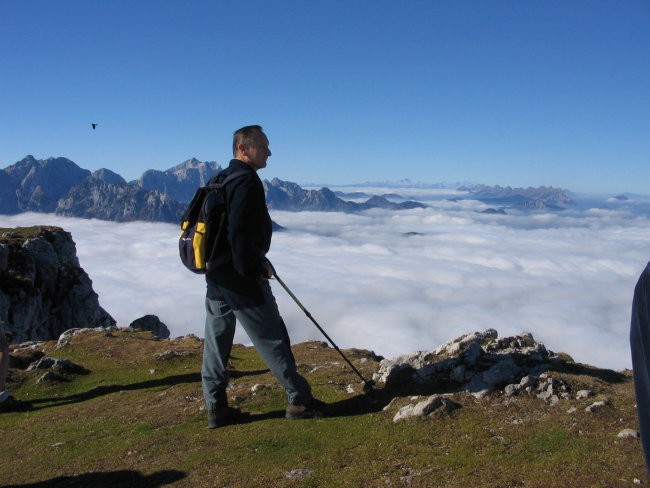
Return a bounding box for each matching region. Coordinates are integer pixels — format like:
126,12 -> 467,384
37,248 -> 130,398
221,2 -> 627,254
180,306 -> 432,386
0,329 -> 647,488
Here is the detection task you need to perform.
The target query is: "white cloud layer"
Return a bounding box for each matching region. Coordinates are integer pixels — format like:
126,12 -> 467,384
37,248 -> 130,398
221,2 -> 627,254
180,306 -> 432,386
2,192 -> 649,371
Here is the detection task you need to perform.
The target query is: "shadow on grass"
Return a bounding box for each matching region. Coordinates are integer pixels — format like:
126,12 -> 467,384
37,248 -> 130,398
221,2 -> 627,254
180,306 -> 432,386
3,469 -> 186,487
547,360 -> 628,383
18,368 -> 269,412
239,389 -> 398,424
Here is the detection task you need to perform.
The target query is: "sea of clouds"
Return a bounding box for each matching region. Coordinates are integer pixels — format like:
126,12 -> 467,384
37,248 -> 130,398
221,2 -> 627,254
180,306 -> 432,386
2,188 -> 649,371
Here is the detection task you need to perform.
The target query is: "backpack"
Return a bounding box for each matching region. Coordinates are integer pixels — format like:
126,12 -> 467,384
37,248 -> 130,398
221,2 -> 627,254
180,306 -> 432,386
178,170 -> 248,274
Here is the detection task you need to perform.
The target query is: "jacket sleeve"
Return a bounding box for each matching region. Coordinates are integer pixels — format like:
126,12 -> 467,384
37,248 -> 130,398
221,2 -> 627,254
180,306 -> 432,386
227,176 -> 268,278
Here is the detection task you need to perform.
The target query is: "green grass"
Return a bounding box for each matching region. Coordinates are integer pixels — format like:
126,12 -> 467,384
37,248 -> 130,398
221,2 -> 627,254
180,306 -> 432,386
1,329 -> 647,487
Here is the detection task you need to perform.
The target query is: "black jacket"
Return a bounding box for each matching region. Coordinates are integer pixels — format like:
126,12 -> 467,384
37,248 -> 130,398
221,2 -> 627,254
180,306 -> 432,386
205,159 -> 272,308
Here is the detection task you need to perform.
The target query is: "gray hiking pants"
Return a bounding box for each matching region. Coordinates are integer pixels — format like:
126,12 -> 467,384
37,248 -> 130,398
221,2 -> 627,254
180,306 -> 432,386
201,280 -> 312,411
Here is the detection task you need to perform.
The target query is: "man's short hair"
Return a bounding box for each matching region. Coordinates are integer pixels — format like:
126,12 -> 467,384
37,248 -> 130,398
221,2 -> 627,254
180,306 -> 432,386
233,125 -> 264,156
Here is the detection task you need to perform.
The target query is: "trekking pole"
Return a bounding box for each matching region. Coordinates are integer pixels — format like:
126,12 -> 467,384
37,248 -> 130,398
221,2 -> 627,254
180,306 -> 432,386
272,271 -> 376,393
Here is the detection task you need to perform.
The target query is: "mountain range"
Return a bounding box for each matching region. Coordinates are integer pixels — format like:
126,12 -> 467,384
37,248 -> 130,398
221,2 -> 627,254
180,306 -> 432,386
0,155 -> 572,224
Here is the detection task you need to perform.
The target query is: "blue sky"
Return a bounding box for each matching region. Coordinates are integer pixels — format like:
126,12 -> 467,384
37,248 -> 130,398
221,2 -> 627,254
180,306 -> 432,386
1,1 -> 648,193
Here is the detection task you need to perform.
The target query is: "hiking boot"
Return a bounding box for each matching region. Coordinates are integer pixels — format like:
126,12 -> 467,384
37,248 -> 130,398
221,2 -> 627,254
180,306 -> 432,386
285,398 -> 328,420
207,406 -> 244,429
0,395 -> 23,413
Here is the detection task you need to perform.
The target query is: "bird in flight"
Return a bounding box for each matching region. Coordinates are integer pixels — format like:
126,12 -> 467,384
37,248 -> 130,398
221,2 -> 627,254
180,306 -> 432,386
91,123 -> 98,130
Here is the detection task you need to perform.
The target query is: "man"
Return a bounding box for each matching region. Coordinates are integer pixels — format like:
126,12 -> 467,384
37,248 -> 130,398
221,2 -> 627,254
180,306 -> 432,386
631,262 -> 650,474
201,125 -> 326,428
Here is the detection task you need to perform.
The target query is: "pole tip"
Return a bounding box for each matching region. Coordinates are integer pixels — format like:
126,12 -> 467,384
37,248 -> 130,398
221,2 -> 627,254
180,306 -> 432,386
362,380 -> 376,394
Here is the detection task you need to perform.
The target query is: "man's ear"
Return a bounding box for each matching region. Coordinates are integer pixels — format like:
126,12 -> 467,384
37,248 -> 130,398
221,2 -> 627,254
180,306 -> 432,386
236,143 -> 248,159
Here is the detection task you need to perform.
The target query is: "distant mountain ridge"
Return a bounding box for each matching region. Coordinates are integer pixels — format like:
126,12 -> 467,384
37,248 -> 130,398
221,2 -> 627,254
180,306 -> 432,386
458,184 -> 573,209
0,156 -> 207,223
0,156 -> 427,223
265,178 -> 425,212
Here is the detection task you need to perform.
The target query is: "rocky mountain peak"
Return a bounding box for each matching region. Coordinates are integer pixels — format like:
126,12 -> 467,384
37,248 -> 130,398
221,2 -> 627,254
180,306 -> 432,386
91,168 -> 126,185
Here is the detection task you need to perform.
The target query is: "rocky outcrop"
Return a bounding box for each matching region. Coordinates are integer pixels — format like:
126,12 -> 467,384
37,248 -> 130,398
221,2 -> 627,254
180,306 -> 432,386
128,315 -> 170,339
376,329 -> 626,424
0,226 -> 115,343
374,329 -> 559,398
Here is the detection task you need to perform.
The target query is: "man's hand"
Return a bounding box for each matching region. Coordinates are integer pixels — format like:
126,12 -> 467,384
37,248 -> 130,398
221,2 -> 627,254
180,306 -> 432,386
261,259 -> 275,280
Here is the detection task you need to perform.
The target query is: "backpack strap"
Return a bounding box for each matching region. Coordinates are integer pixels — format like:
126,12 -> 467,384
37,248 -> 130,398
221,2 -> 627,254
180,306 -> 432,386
208,169 -> 250,187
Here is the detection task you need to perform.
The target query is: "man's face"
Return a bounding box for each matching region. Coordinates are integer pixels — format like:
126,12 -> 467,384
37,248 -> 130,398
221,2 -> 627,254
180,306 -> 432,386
241,131 -> 271,171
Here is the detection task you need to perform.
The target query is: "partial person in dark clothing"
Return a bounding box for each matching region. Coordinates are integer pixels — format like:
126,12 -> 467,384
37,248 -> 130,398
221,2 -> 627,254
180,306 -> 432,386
631,262 -> 650,473
201,125 -> 326,428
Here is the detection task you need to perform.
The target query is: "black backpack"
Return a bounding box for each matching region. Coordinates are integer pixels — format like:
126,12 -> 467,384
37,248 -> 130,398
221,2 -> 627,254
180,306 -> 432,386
178,170 -> 248,274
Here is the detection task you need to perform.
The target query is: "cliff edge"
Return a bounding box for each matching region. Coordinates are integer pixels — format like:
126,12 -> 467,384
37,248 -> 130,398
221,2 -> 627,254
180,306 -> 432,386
0,226 -> 115,342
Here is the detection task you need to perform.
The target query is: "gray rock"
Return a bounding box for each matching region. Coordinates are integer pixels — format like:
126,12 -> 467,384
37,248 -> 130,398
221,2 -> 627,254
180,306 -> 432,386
56,326 -> 117,349
585,400 -> 609,413
460,342 -> 484,367
482,356 -> 521,387
285,468 -> 313,479
504,384 -> 520,397
154,350 -> 193,360
393,395 -> 460,422
464,376 -> 492,398
576,390 -> 593,399
27,356 -> 90,375
617,429 -> 641,439
519,375 -> 538,389
128,315 -> 170,339
435,329 -> 497,356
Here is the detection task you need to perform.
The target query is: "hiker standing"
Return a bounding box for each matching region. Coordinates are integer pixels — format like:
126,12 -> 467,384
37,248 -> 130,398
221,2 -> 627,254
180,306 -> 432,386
201,125 -> 326,428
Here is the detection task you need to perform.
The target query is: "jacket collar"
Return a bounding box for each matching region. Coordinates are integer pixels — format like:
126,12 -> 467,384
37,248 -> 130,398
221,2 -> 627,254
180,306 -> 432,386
228,159 -> 256,173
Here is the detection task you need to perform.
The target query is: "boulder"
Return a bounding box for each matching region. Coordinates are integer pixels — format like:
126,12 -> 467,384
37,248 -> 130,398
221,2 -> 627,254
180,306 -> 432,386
617,429 -> 641,439
27,356 -> 90,375
585,400 -> 609,413
129,315 -> 170,339
393,395 -> 461,422
56,326 -> 117,349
